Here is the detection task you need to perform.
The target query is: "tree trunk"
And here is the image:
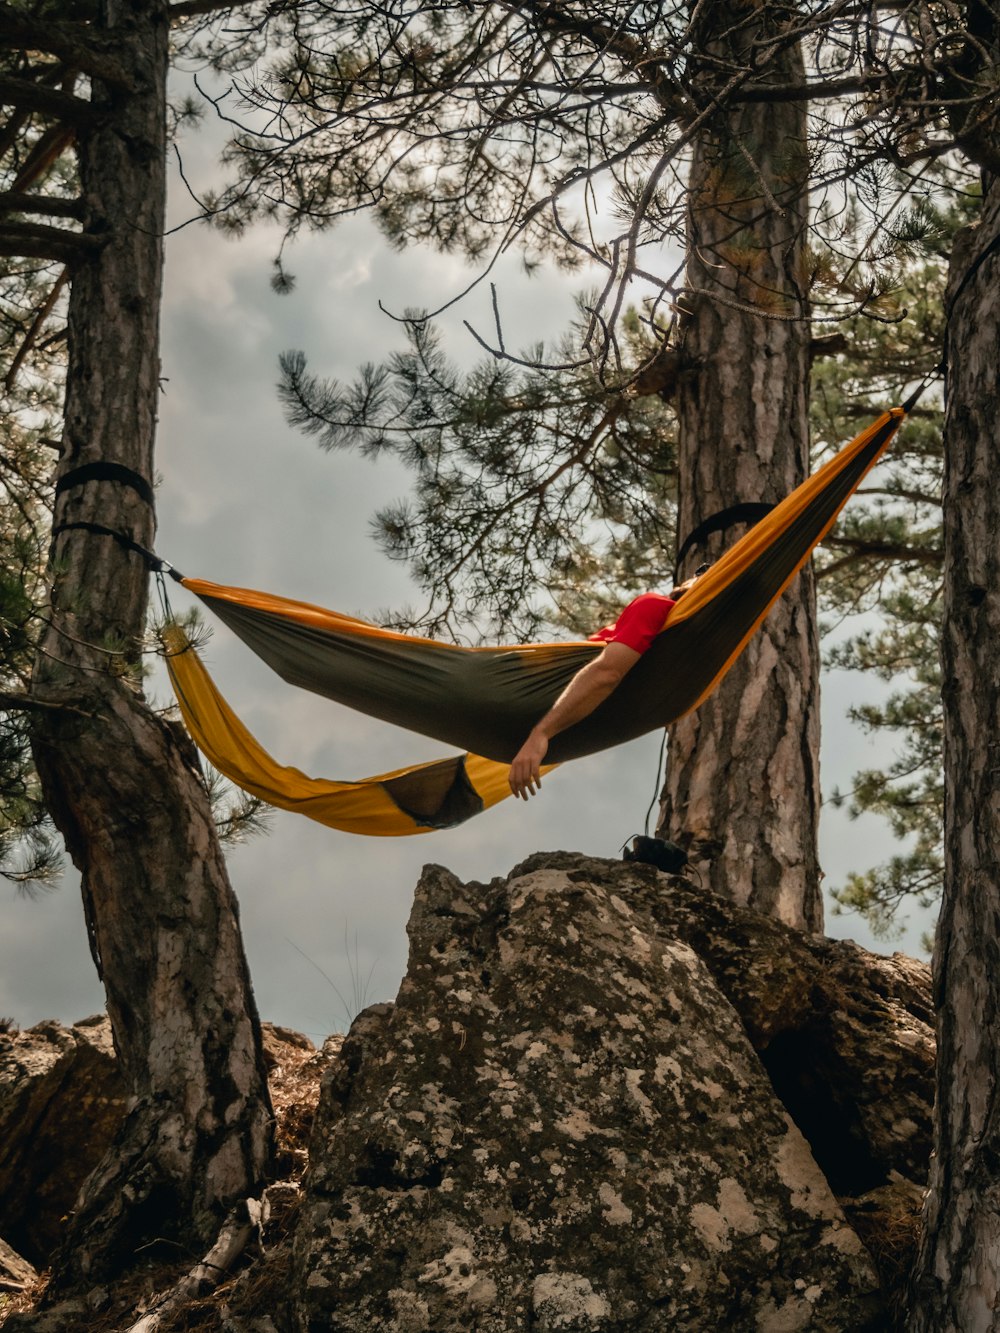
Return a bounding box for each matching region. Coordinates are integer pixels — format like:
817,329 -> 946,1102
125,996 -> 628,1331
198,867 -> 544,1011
659,7 -> 821,932
28,0 -> 272,1287
908,176 -> 1000,1332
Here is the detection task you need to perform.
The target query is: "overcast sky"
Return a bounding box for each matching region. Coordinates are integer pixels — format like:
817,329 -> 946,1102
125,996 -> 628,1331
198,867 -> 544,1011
0,101 -> 934,1040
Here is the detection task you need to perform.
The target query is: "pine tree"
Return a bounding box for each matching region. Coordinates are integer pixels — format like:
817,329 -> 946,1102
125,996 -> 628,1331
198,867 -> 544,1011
225,0 -> 873,927
0,0 -> 275,1291
243,4 -> 983,932
812,189 -> 977,940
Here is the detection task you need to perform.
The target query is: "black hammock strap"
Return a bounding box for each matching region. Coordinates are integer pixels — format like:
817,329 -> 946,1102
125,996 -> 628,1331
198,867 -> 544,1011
673,370 -> 942,584
50,520 -> 185,581
54,461 -> 155,507
674,502 -> 775,583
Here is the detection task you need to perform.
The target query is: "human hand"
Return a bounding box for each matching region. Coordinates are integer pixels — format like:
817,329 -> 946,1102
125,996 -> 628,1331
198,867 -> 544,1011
508,733 -> 549,800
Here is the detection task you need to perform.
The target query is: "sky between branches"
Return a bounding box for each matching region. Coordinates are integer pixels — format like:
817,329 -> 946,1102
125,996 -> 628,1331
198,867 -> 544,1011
0,98 -> 933,1037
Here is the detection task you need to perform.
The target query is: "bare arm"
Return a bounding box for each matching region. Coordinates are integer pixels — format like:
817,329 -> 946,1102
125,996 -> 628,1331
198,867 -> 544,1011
508,641 -> 641,799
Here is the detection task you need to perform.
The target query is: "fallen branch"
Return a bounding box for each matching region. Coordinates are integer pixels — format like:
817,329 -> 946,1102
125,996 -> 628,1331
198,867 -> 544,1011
0,1234 -> 38,1292
125,1206 -> 254,1333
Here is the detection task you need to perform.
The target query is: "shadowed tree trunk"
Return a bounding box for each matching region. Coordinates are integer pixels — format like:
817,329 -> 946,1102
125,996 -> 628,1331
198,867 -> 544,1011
908,175 -> 1000,1331
27,0 -> 272,1287
659,4 -> 821,932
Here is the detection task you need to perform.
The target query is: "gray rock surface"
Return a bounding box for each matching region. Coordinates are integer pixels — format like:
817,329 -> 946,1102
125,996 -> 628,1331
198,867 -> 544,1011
608,850 -> 934,1190
0,1015 -> 125,1265
294,854 -> 903,1332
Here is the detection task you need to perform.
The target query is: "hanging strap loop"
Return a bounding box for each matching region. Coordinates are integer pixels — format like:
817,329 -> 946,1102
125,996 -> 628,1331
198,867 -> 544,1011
55,461 -> 155,507
50,520 -> 184,581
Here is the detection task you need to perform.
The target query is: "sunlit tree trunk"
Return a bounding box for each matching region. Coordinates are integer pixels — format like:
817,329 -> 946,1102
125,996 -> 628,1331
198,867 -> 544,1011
908,175 -> 1000,1332
28,0 -> 272,1286
659,5 -> 821,932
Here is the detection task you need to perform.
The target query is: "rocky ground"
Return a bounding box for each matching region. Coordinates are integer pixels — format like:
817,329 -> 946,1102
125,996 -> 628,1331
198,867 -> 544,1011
0,854 -> 932,1332
0,1022 -> 338,1332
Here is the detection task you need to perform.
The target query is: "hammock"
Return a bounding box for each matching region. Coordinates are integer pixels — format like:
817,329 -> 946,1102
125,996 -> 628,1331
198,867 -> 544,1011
165,407 -> 904,836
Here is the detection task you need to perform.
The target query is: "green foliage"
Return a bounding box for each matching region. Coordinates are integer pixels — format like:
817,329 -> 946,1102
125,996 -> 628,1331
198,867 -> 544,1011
0,439 -> 62,895
241,2 -> 985,936
279,308 -> 678,640
808,181 -> 979,938
202,768 -> 272,846
0,29 -> 77,894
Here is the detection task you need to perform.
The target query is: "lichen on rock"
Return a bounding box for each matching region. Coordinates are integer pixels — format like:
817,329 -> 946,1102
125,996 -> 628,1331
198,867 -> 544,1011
293,854 -> 897,1331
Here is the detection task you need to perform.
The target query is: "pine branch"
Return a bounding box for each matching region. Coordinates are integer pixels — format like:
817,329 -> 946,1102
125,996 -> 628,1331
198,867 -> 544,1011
5,264 -> 68,391
512,0 -> 690,118
735,71 -> 900,105
818,538 -> 941,581
809,332 -> 849,361
0,192 -> 84,220
0,73 -> 99,124
9,124 -> 76,194
169,0 -> 248,17
0,5 -> 137,90
0,220 -> 102,262
0,690 -> 87,715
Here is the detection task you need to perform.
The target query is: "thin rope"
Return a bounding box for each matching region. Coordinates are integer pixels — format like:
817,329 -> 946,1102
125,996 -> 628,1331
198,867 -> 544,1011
644,729 -> 667,836
901,360 -> 946,415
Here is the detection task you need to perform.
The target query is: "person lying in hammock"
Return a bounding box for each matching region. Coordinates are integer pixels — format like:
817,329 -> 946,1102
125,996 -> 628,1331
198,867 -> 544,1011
508,575 -> 700,800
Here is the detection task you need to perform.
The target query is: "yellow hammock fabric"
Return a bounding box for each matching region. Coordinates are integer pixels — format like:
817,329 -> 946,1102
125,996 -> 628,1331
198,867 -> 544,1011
165,408 -> 904,836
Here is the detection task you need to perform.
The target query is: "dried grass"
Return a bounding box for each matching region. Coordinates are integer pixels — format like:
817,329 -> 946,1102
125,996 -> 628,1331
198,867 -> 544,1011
841,1178 -> 924,1332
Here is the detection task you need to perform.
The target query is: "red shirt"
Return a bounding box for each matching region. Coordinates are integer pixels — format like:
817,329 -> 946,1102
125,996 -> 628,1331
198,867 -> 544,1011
588,592 -> 677,655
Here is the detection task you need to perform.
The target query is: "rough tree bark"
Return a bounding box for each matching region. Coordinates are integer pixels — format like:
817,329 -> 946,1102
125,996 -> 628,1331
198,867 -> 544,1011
27,0 -> 272,1288
659,5 -> 821,932
908,176 -> 1000,1332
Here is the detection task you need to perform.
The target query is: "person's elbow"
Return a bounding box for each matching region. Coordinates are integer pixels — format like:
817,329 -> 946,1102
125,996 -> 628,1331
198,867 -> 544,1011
592,642 -> 641,688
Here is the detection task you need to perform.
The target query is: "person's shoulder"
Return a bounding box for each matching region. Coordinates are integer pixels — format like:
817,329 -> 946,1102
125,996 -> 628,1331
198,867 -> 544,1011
626,591 -> 676,612
608,592 -> 676,654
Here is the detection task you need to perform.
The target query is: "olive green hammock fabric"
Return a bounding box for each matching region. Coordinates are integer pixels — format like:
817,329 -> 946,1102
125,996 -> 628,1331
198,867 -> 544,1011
164,407 -> 904,836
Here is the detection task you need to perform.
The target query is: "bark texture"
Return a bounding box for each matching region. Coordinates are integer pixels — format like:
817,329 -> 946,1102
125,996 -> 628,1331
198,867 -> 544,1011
27,0 -> 271,1287
909,178 -> 1000,1332
660,4 -> 821,931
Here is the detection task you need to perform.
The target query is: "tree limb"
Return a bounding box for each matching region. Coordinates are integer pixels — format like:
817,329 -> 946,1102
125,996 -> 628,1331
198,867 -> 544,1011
734,71 -> 900,104
809,331 -> 849,361
817,539 -> 942,580
170,0 -> 250,18
0,191 -> 84,219
0,220 -> 101,262
10,124 -> 77,194
0,689 -> 89,716
0,73 -> 99,124
513,0 -> 690,118
0,5 -> 137,90
6,264 -> 68,391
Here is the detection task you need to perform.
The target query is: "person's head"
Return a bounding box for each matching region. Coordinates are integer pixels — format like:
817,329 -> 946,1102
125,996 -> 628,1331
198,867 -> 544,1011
668,562 -> 711,601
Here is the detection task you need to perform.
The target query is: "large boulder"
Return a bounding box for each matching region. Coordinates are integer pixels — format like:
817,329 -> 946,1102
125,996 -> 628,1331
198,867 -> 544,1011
612,850 -> 934,1191
0,1017 -> 325,1277
0,1015 -> 125,1266
293,853 -> 931,1332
